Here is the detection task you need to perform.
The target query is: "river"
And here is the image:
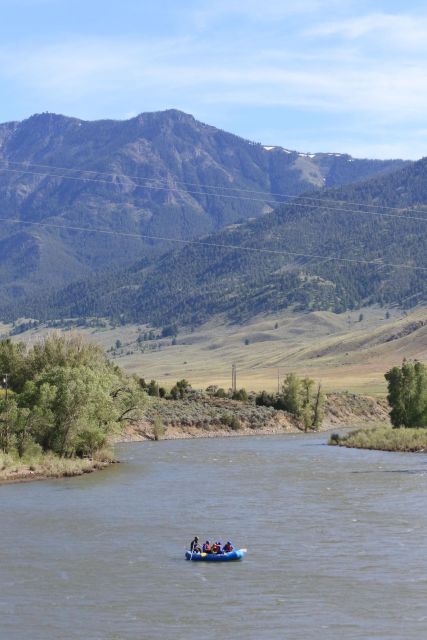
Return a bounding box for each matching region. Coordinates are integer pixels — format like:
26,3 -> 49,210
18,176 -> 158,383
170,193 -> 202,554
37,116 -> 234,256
1,433 -> 427,639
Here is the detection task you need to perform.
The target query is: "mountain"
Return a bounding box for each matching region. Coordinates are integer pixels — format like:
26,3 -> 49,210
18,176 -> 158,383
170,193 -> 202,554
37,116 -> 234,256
0,109 -> 408,307
11,155 -> 427,326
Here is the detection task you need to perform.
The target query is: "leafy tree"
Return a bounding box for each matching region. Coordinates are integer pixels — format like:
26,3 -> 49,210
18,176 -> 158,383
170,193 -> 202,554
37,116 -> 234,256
282,373 -> 302,416
385,360 -> 427,427
256,374 -> 324,429
147,380 -> 160,397
0,335 -> 147,458
255,390 -> 274,407
170,379 -> 191,399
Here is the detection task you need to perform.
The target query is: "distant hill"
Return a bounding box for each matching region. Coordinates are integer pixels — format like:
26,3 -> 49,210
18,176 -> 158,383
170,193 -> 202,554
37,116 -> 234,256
10,155 -> 427,326
0,109 -> 407,307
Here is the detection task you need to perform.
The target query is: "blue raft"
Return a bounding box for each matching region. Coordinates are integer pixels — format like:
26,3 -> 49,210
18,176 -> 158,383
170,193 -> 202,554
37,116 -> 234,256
185,549 -> 246,562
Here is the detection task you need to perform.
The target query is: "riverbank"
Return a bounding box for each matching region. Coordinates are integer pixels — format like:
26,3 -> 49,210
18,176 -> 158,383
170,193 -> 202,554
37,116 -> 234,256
0,450 -> 114,485
118,392 -> 391,442
1,393 -> 391,484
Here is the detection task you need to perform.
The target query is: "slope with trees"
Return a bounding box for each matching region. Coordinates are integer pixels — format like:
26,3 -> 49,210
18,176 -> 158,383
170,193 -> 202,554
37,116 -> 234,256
0,109 -> 407,308
12,155 -> 427,326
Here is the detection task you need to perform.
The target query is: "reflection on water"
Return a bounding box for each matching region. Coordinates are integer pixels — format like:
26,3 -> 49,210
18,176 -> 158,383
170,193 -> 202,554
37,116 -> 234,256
1,434 -> 427,640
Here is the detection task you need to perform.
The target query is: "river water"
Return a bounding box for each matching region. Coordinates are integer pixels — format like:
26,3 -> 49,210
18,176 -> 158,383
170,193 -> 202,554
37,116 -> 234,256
1,433 -> 427,640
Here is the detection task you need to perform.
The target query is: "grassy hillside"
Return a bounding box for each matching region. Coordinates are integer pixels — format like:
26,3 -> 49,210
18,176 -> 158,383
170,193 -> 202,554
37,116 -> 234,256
5,305 -> 427,396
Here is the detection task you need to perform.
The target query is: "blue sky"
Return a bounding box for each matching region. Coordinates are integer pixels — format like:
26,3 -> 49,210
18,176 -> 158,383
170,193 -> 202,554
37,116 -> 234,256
1,0 -> 427,158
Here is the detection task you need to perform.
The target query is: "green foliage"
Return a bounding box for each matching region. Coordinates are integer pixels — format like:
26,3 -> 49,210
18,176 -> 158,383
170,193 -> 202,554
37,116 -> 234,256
256,373 -> 324,429
231,388 -> 248,401
170,379 -> 191,399
282,373 -> 303,416
330,426 -> 427,452
385,360 -> 427,427
147,379 -> 160,397
152,415 -> 165,441
0,334 -> 147,459
230,415 -> 241,431
161,324 -> 178,338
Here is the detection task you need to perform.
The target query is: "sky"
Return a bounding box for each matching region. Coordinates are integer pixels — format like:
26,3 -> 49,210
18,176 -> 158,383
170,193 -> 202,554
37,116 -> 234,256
1,0 -> 427,159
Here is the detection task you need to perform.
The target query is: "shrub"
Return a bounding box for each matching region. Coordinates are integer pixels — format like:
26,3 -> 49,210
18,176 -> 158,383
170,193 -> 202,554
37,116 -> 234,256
153,416 -> 165,441
230,416 -> 241,431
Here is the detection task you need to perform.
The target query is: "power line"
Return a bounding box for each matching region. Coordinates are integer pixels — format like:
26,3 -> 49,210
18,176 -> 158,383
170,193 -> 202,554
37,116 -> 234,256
1,215 -> 426,272
2,158 -> 426,215
2,161 -> 427,225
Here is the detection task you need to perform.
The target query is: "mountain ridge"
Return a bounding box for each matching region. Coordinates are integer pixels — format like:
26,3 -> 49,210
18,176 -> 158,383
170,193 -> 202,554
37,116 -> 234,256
6,153 -> 427,326
0,108 -> 409,309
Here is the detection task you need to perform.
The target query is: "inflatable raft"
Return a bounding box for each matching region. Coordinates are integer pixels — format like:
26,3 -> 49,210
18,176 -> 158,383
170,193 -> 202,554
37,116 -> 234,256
185,549 -> 246,562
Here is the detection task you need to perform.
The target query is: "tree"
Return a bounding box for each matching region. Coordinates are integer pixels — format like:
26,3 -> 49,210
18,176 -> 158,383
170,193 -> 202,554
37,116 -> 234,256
385,360 -> 427,427
170,379 -> 191,399
256,374 -> 325,430
161,324 -> 178,338
0,335 -> 147,458
312,383 -> 325,430
147,380 -> 160,397
282,373 -> 302,416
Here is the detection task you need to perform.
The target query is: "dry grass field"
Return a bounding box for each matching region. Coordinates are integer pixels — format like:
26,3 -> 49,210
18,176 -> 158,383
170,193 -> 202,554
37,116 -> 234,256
4,304 -> 427,396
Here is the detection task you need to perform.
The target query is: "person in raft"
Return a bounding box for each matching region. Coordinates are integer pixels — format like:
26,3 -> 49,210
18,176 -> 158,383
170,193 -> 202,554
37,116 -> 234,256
202,540 -> 212,553
223,541 -> 233,553
212,541 -> 223,554
190,536 -> 201,553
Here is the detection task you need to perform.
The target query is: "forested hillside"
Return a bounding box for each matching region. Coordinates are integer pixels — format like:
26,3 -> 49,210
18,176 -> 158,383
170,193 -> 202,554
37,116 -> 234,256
0,109 -> 407,307
8,155 -> 427,326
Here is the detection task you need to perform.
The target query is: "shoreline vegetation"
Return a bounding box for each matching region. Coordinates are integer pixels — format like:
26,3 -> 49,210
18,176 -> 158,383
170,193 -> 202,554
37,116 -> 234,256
3,334 -> 424,485
117,392 -> 390,443
329,426 -> 427,453
0,448 -> 115,484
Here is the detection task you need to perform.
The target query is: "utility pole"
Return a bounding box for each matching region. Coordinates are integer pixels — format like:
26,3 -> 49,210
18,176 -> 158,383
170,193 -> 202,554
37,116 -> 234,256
231,364 -> 237,394
1,373 -> 9,453
277,367 -> 280,395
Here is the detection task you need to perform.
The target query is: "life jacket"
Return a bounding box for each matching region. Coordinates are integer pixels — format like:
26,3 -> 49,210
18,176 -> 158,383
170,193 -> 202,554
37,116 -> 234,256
212,543 -> 220,553
203,543 -> 211,552
224,543 -> 233,552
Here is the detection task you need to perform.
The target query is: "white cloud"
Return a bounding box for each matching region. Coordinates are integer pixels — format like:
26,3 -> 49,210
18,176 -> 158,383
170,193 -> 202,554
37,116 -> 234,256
307,12 -> 427,50
192,0 -> 343,28
1,34 -> 427,123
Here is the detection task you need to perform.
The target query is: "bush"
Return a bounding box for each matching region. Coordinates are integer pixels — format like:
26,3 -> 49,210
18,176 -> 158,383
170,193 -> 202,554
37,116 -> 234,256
230,416 -> 241,431
232,389 -> 248,401
153,416 -> 165,441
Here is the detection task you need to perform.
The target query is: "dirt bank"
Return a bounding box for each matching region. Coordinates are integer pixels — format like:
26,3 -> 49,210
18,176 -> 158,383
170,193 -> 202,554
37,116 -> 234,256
118,393 -> 391,442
